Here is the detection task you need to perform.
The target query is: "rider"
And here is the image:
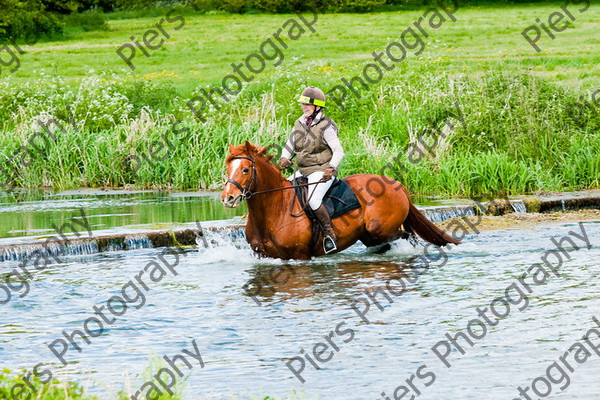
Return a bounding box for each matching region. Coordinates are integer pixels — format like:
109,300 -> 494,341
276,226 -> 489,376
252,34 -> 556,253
278,86 -> 344,254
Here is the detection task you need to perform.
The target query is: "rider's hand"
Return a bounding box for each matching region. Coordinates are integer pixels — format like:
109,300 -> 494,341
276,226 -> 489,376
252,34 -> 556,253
322,166 -> 336,181
279,157 -> 292,169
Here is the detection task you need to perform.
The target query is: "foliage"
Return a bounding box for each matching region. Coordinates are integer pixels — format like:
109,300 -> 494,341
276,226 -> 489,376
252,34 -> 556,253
1,68 -> 599,195
0,0 -> 64,42
0,367 -> 296,400
63,11 -> 109,31
217,0 -> 388,13
3,0 -> 548,17
1,4 -> 599,196
114,354 -> 187,400
42,0 -> 81,14
0,0 -> 107,42
0,368 -> 96,400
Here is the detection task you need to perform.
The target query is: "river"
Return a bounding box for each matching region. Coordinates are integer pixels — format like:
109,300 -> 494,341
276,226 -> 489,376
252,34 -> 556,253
1,190 -> 598,399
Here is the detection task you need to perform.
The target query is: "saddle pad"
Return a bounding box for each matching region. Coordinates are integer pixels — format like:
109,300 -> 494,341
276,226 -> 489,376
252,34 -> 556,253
293,177 -> 362,219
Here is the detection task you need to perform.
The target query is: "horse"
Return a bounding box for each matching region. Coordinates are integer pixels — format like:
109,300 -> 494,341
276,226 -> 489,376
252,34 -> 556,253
221,141 -> 459,260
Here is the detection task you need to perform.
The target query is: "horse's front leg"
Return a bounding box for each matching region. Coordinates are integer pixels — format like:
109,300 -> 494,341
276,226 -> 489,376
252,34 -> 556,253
245,218 -> 311,259
267,217 -> 314,259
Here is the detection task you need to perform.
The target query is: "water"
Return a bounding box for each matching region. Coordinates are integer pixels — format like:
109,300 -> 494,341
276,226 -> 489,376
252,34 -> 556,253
0,190 -> 453,241
421,205 -> 475,223
511,199 -> 527,213
0,233 -> 155,262
1,192 -> 599,400
0,190 -> 246,240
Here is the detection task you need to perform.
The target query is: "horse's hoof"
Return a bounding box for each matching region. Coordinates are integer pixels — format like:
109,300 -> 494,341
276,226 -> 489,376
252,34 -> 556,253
373,242 -> 392,254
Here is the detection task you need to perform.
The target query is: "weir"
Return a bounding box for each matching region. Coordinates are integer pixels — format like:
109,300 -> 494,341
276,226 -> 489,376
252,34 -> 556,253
511,199 -> 527,213
420,198 -> 527,223
0,224 -> 246,262
1,190 -> 599,259
421,205 -> 476,223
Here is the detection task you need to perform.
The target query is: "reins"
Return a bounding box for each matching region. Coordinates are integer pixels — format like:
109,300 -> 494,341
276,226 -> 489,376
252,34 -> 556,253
226,155 -> 322,217
249,180 -> 322,196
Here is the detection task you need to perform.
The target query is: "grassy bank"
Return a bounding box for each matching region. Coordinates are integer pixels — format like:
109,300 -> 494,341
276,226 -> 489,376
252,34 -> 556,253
0,355 -> 187,400
1,3 -> 599,196
0,368 -> 295,399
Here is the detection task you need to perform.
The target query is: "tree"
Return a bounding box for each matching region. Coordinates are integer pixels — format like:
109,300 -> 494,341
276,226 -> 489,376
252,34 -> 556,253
0,0 -> 63,42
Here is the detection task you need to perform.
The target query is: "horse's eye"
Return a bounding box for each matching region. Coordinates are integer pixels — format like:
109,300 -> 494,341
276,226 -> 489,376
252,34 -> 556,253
242,167 -> 250,174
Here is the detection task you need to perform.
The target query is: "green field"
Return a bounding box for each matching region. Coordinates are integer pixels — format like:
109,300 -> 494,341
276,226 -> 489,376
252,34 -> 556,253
1,2 -> 599,196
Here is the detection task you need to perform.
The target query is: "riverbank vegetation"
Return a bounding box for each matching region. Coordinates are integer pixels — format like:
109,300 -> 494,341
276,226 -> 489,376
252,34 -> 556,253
1,2 -> 599,197
0,367 -> 294,399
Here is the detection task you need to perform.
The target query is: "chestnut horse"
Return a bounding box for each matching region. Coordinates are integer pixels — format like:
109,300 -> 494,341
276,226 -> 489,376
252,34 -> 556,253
221,142 -> 459,259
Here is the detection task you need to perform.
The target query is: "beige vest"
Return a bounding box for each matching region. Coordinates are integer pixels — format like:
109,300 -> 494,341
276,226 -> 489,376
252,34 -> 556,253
290,116 -> 338,176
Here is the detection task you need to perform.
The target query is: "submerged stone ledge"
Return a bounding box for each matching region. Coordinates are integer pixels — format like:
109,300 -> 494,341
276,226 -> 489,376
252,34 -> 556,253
1,191 -> 599,260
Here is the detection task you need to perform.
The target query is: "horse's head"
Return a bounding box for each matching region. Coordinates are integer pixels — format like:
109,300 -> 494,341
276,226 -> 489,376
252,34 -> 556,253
221,141 -> 275,208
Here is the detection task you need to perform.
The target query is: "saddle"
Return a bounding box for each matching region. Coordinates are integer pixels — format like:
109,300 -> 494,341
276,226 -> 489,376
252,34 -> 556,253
292,177 -> 362,221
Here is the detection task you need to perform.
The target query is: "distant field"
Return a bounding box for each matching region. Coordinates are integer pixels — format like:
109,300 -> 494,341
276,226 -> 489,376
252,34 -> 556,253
1,2 -> 599,195
9,3 -> 600,91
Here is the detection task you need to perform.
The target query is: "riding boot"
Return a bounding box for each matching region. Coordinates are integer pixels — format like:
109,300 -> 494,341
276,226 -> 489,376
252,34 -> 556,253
313,204 -> 338,254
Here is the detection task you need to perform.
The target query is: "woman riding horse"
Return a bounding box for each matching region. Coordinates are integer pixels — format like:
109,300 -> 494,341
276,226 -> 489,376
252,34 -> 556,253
222,142 -> 460,260
279,86 -> 343,254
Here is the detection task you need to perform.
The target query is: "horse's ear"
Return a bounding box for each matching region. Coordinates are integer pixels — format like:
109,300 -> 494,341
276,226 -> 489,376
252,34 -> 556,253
265,154 -> 275,161
258,145 -> 268,155
228,144 -> 234,153
244,140 -> 252,152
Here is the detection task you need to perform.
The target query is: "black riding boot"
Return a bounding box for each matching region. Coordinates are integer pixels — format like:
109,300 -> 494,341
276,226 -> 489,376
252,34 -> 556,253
313,204 -> 338,254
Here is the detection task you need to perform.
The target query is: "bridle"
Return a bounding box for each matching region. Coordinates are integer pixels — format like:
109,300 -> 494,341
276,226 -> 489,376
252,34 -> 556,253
225,156 -> 257,199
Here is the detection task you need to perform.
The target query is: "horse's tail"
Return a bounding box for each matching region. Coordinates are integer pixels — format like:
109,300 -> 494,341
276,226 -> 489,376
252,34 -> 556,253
403,201 -> 461,246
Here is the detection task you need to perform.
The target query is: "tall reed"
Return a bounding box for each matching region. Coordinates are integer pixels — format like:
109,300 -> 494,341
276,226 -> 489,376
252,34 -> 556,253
1,66 -> 598,196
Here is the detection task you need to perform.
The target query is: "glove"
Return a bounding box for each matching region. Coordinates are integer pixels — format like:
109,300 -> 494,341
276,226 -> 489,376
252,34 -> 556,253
322,166 -> 336,181
279,157 -> 292,169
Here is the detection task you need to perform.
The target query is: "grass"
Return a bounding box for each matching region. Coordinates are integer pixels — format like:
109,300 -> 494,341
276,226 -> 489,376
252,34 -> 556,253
0,368 -> 98,400
1,2 -> 599,196
6,3 -> 600,90
0,363 -> 301,400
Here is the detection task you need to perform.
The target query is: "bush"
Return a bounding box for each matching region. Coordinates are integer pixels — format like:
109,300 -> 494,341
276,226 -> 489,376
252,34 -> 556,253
0,1 -> 64,42
217,0 -> 385,13
41,0 -> 80,13
219,0 -> 248,13
112,0 -> 183,9
341,0 -> 386,12
63,11 -> 109,31
0,369 -> 96,400
250,0 -> 332,13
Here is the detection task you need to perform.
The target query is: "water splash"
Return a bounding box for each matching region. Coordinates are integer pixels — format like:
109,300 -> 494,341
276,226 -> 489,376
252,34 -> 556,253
195,228 -> 254,264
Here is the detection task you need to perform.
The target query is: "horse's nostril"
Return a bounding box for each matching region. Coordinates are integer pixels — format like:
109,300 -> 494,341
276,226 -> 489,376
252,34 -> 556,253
227,195 -> 234,202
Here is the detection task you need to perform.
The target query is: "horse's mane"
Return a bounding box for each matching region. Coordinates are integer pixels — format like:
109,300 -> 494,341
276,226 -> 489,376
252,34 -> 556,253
226,141 -> 283,177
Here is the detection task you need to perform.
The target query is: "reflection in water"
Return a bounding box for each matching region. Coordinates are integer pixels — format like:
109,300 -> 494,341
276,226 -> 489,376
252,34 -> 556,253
0,191 -> 246,239
243,260 -> 423,306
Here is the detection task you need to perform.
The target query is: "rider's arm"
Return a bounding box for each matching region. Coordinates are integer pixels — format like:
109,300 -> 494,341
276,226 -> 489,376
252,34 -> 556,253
280,136 -> 294,160
323,126 -> 344,168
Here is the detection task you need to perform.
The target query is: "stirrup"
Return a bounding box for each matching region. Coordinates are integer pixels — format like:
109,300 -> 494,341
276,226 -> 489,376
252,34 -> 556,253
323,235 -> 337,254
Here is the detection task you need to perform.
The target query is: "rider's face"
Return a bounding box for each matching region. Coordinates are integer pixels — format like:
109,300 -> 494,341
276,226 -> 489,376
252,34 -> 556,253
301,103 -> 315,117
